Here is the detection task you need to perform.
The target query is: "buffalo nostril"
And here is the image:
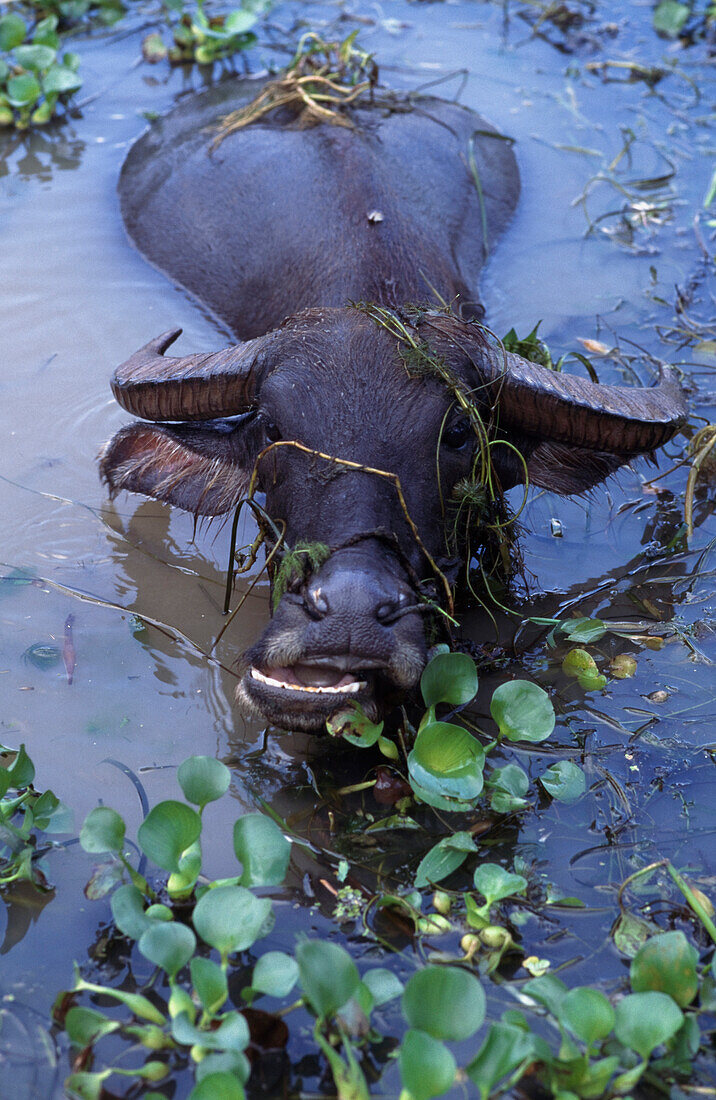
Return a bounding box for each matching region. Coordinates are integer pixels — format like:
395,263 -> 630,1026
376,592 -> 410,624
304,585 -> 329,619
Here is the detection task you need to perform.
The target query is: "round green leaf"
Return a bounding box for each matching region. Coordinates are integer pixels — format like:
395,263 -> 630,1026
490,680 -> 555,743
558,988 -> 615,1044
191,956 -> 228,1014
421,652 -> 478,707
139,921 -> 196,979
137,800 -> 201,872
296,940 -> 360,1019
630,931 -> 699,1008
173,1010 -> 249,1054
415,831 -> 477,889
251,951 -> 299,998
14,44 -> 56,71
223,10 -> 257,34
188,1074 -> 245,1100
66,1006 -> 120,1046
0,14 -> 26,51
473,863 -> 527,907
33,17 -> 60,48
111,883 -> 151,940
403,966 -> 485,1041
399,1029 -> 456,1100
540,760 -> 586,803
653,0 -> 690,37
233,813 -> 291,887
6,72 -> 41,107
613,991 -> 683,1060
193,885 -> 271,958
362,967 -> 404,1006
177,755 -> 230,808
467,1021 -> 546,1093
408,723 -> 485,807
80,806 -> 125,853
41,63 -> 82,96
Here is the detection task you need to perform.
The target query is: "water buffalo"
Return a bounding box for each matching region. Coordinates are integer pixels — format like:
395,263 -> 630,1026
100,78 -> 686,731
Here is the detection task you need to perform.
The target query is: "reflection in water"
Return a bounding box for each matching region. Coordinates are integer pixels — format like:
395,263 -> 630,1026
0,127 -> 85,183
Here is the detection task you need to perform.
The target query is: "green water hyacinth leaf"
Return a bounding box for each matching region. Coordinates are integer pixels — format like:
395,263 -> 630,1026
111,883 -> 152,940
33,16 -> 60,48
73,973 -> 166,1024
137,800 -> 201,872
172,1011 -> 250,1054
80,806 -> 125,853
399,1029 -> 456,1100
65,1071 -> 110,1099
421,651 -> 478,707
191,956 -> 228,1014
139,921 -> 196,979
0,14 -> 26,50
540,760 -> 586,803
326,703 -> 383,746
42,63 -> 82,95
630,931 -> 699,1007
653,0 -> 689,36
178,755 -> 230,809
614,991 -> 683,1060
490,680 -> 555,742
559,617 -> 606,643
233,813 -> 290,886
14,44 -> 56,71
195,1051 -> 250,1084
296,940 -> 360,1019
188,1074 -> 245,1100
558,988 -> 615,1044
403,966 -> 485,1041
473,863 -> 527,907
408,722 -> 485,810
487,763 -> 529,813
6,72 -> 41,106
414,831 -> 477,888
65,1006 -> 120,1046
362,967 -> 403,1006
250,951 -> 299,998
522,973 -> 568,1016
467,1022 -> 547,1100
223,9 -> 258,34
193,884 -> 271,959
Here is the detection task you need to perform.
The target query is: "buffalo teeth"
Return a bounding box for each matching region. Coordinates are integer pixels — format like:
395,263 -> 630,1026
250,668 -> 365,694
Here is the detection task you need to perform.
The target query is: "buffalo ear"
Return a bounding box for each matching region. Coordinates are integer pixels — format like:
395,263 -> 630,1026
526,441 -> 628,494
99,419 -> 259,516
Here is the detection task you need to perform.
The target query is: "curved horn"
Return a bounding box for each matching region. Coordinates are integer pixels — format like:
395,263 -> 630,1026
425,318 -> 687,454
111,329 -> 271,421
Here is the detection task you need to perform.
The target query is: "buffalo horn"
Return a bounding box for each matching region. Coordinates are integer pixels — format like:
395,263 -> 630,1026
426,318 -> 687,454
111,329 -> 268,421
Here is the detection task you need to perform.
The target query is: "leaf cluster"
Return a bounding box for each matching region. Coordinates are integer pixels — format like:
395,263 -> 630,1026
0,12 -> 81,129
142,0 -> 268,67
0,742 -> 71,891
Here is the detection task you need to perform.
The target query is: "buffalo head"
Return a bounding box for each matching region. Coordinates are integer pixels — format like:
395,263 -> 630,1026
100,305 -> 686,731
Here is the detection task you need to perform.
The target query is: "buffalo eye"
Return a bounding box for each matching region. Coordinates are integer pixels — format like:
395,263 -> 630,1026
442,418 -> 472,451
263,417 -> 282,443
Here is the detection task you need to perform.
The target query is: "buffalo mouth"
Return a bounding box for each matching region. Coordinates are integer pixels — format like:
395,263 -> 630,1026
236,654 -> 412,731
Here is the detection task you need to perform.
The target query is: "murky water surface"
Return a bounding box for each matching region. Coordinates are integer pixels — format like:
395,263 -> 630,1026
0,0 -> 714,1095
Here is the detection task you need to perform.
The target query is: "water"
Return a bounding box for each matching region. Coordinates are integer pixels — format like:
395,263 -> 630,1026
0,0 -> 714,1095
